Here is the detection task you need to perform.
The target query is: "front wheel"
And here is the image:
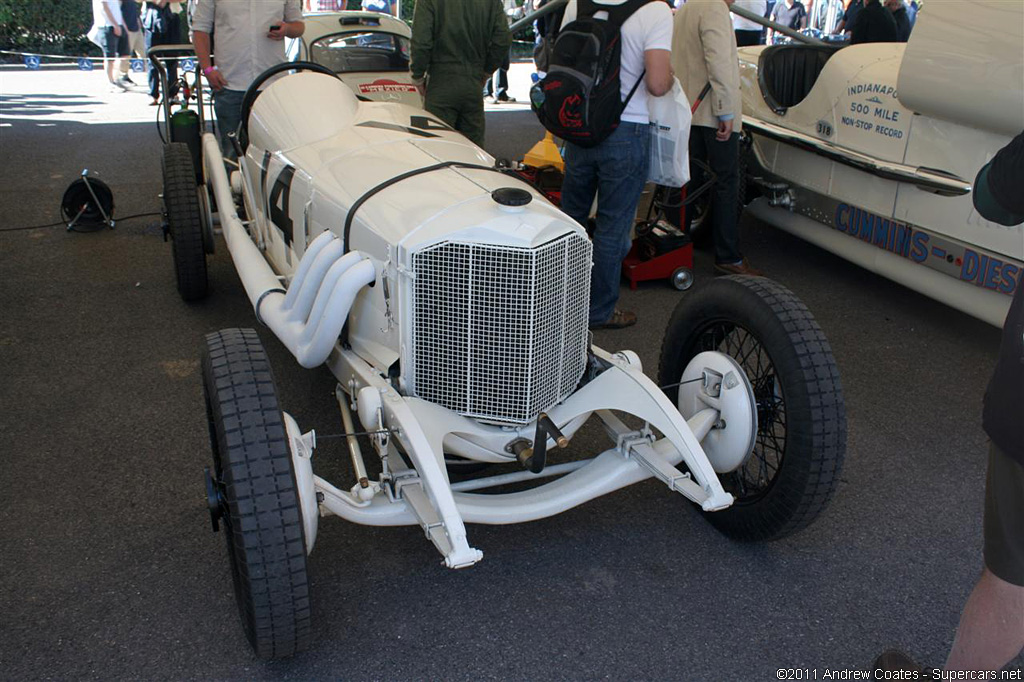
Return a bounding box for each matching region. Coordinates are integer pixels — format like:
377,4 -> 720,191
202,328 -> 312,658
658,276 -> 846,541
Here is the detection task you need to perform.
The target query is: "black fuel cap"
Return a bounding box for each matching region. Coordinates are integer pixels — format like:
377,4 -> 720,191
491,187 -> 532,207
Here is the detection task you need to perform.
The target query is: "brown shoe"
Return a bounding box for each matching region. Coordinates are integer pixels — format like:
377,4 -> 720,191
714,258 -> 764,277
589,309 -> 637,330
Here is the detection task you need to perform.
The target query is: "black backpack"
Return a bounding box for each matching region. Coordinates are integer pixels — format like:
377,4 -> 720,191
530,0 -> 648,148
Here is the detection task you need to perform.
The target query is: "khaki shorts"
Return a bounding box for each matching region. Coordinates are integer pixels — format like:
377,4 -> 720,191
984,443 -> 1024,587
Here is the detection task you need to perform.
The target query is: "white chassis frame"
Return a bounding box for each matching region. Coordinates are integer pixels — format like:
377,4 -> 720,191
205,131 -> 747,570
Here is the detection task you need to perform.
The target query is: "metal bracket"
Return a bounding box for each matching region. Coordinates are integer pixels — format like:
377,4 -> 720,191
624,439 -> 727,510
291,428 -> 316,460
395,477 -> 482,568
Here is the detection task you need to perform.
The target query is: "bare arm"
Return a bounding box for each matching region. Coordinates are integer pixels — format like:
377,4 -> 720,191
643,49 -> 673,97
279,0 -> 305,38
193,30 -> 227,89
193,30 -> 214,72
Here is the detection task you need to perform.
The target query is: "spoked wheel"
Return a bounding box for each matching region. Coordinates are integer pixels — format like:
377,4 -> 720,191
685,190 -> 713,246
163,142 -> 208,301
202,328 -> 311,659
682,152 -> 753,247
658,276 -> 846,541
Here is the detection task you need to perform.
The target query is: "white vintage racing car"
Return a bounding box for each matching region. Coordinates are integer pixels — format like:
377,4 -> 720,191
734,0 -> 1023,327
160,60 -> 846,658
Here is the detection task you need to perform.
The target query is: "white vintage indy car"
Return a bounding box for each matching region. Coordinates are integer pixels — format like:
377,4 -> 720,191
732,0 -> 1023,327
160,61 -> 846,658
286,10 -> 421,109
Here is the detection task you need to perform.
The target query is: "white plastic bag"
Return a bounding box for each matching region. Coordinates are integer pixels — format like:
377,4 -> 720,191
647,77 -> 692,187
87,24 -> 103,49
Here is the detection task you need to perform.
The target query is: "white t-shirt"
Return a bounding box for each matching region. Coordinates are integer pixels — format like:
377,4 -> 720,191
732,0 -> 767,31
560,0 -> 673,125
93,0 -> 125,28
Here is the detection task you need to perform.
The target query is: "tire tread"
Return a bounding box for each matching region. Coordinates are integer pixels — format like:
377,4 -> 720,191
203,328 -> 311,658
163,142 -> 208,301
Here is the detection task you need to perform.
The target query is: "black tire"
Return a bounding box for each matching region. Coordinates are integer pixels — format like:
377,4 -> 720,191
657,276 -> 846,541
202,328 -> 311,659
163,142 -> 208,301
686,191 -> 713,246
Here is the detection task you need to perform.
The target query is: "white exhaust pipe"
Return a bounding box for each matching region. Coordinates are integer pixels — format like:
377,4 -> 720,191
202,133 -> 376,368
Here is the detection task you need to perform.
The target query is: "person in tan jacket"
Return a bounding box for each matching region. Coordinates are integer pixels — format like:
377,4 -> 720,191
672,0 -> 762,275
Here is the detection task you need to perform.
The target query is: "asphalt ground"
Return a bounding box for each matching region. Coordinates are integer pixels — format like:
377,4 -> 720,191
1,66 -> 1019,681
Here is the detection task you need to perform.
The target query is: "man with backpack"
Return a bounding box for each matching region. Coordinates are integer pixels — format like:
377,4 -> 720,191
539,0 -> 674,330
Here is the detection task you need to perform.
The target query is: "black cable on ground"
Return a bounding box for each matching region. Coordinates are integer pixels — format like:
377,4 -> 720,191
1,212 -> 162,233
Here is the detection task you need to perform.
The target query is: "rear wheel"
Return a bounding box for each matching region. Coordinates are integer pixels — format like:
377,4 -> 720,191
202,328 -> 311,659
658,276 -> 846,540
163,142 -> 208,301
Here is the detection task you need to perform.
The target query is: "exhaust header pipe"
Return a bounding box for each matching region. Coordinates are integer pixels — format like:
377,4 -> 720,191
202,133 -> 376,368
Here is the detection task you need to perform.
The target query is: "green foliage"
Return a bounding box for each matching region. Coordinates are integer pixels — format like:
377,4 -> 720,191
398,0 -> 415,24
0,0 -> 99,56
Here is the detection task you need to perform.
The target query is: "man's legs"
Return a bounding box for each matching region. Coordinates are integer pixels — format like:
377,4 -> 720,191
101,27 -> 121,86
426,75 -> 486,147
114,30 -> 130,82
947,569 -> 1024,670
145,28 -> 158,99
147,26 -> 179,102
560,143 -> 598,229
700,126 -> 743,265
456,97 -> 486,148
494,52 -> 511,101
563,122 -> 649,326
122,30 -> 144,75
213,89 -> 246,160
947,444 -> 1024,671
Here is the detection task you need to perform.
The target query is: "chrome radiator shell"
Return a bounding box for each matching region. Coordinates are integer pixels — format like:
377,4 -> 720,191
410,232 -> 592,424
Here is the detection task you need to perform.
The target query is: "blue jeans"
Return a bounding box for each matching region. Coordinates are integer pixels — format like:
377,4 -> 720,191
560,122 -> 650,326
213,88 -> 245,160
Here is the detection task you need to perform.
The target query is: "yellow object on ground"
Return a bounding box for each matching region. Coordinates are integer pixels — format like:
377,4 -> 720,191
523,131 -> 564,171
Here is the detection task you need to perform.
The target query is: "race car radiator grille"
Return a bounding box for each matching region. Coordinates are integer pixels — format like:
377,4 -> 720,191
411,233 -> 592,425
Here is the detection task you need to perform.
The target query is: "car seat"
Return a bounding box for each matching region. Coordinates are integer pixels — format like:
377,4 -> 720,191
758,44 -> 843,115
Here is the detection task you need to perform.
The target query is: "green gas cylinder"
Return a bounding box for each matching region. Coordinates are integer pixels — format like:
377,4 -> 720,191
170,107 -> 202,181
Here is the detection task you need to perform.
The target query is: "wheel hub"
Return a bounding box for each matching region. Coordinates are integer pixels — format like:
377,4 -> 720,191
676,351 -> 758,473
204,467 -> 225,532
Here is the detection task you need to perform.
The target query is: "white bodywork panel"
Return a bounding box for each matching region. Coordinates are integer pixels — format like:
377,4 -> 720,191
897,0 -> 1024,139
737,0 -> 1023,327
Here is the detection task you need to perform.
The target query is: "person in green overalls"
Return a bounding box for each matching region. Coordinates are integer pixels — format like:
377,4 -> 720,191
410,0 -> 512,148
